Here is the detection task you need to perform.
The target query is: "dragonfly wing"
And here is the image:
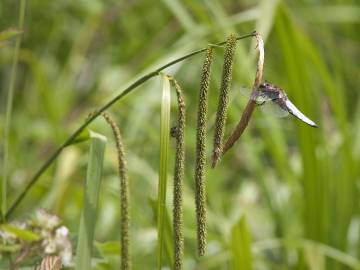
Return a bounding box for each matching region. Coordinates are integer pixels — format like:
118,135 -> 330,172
260,101 -> 289,118
239,87 -> 271,104
285,99 -> 318,127
254,94 -> 269,104
239,87 -> 252,98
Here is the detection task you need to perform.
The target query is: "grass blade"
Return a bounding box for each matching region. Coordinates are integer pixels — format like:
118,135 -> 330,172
1,0 -> 26,220
253,238 -> 360,269
157,74 -> 171,270
0,224 -> 40,242
75,131 -> 107,270
0,28 -> 22,42
231,215 -> 253,270
149,199 -> 174,267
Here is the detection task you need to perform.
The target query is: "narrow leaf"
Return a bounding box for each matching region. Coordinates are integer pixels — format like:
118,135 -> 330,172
0,244 -> 21,252
157,74 -> 171,270
231,215 -> 253,270
149,198 -> 174,267
1,0 -> 26,220
95,241 -> 121,257
0,224 -> 40,242
66,129 -> 90,146
0,28 -> 22,42
75,131 -> 107,270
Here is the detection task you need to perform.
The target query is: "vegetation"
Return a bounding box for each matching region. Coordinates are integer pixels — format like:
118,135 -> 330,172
0,0 -> 359,269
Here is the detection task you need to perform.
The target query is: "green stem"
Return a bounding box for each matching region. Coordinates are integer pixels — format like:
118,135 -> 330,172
2,0 -> 26,221
5,32 -> 255,220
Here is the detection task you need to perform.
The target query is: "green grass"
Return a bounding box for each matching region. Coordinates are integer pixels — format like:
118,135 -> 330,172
231,215 -> 253,270
1,0 -> 26,220
157,74 -> 171,269
0,0 -> 359,269
75,131 -> 107,269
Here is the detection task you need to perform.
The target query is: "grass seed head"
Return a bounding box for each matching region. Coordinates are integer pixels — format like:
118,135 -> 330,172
194,46 -> 214,256
212,34 -> 237,167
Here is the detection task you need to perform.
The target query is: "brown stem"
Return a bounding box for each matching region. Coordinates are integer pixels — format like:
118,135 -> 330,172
221,32 -> 264,157
222,100 -> 256,155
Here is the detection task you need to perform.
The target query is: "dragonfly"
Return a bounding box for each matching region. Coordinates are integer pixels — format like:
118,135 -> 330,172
246,82 -> 318,127
222,81 -> 318,156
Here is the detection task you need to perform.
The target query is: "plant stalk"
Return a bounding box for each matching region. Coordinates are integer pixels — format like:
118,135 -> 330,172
5,32 -> 255,219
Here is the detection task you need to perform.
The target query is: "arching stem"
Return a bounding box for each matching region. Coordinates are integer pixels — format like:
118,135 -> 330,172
5,33 -> 255,222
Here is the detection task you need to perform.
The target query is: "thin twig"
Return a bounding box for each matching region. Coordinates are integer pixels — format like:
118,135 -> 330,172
5,32 -> 255,219
222,32 -> 264,156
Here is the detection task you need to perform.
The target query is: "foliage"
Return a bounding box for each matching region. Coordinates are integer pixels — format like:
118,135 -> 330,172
75,131 -> 107,269
0,0 -> 359,269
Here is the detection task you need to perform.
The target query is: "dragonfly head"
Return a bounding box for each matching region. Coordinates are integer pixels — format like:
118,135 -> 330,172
259,81 -> 277,90
258,81 -> 288,101
261,81 -> 271,88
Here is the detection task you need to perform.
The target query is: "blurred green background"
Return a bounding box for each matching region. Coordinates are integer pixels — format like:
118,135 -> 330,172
1,0 -> 359,269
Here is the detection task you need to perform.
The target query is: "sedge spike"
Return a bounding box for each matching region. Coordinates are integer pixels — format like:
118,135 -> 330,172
169,78 -> 186,270
194,47 -> 213,256
102,112 -> 131,270
212,35 -> 237,167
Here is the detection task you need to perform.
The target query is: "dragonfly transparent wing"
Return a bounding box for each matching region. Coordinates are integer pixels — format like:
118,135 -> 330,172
260,100 -> 289,118
239,87 -> 252,97
239,87 -> 289,117
239,87 -> 271,104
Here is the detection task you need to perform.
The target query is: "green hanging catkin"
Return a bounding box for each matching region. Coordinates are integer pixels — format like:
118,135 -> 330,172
194,47 -> 213,256
211,35 -> 237,168
169,78 -> 186,270
101,112 -> 131,270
